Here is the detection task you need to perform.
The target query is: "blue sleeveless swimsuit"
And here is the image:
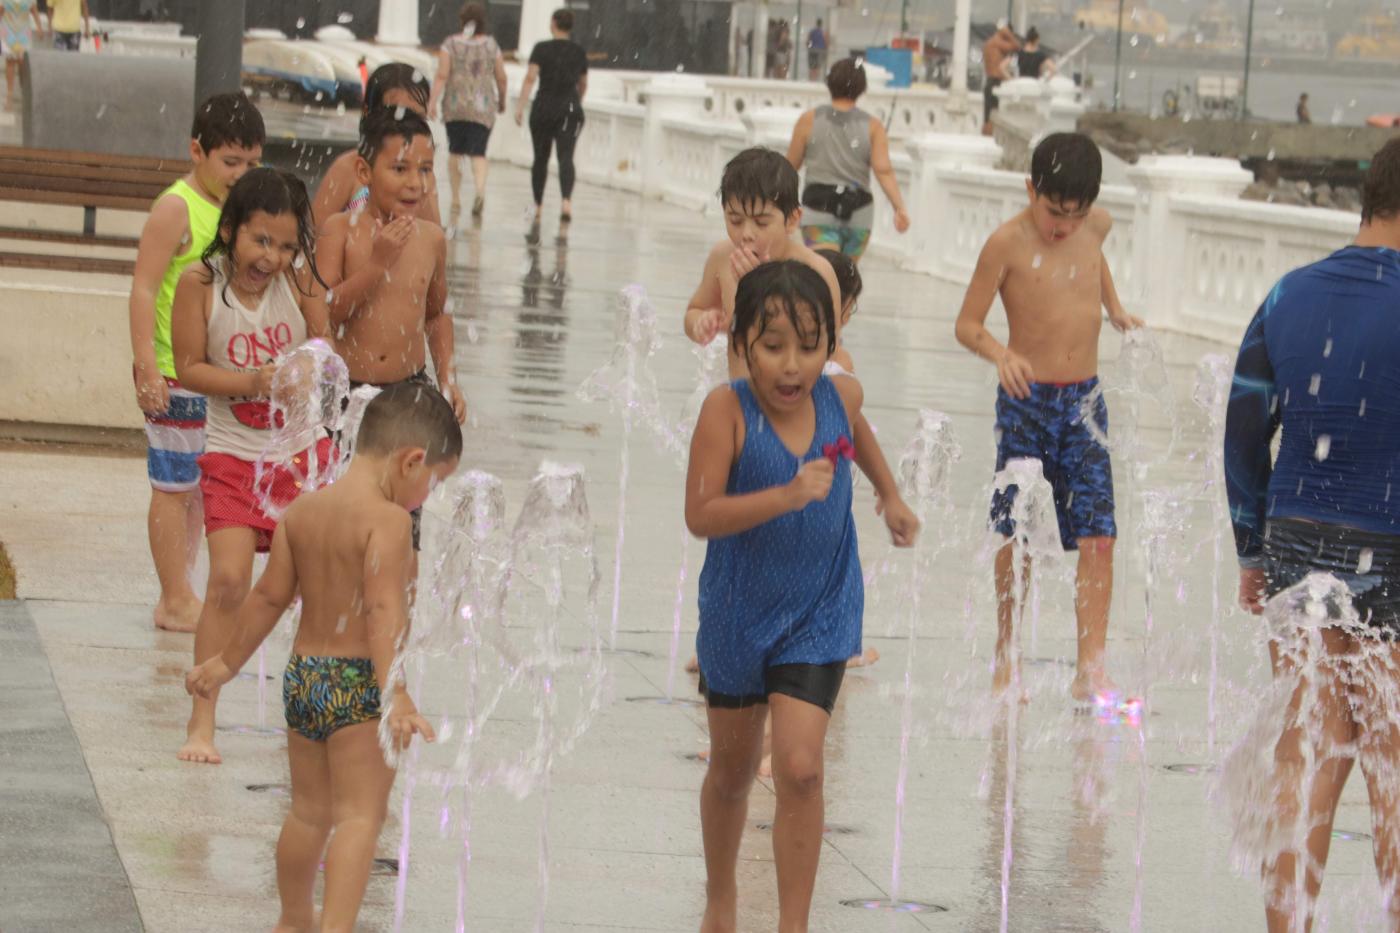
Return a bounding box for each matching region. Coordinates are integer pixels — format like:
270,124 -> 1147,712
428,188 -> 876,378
696,376 -> 864,697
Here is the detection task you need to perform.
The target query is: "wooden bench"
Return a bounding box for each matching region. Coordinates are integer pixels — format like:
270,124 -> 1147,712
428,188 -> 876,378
0,146 -> 190,216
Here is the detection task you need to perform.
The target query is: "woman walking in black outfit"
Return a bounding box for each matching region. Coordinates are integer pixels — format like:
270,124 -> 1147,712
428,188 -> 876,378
514,9 -> 588,224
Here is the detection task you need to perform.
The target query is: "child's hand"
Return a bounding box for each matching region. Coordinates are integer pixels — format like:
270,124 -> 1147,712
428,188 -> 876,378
371,215 -> 415,270
693,308 -> 727,345
893,208 -> 911,233
443,382 -> 468,423
134,365 -> 170,415
996,350 -> 1035,399
1110,313 -> 1146,332
728,245 -> 767,283
251,363 -> 278,398
880,496 -> 920,547
1239,567 -> 1267,615
185,658 -> 234,699
788,458 -> 834,509
387,692 -> 437,751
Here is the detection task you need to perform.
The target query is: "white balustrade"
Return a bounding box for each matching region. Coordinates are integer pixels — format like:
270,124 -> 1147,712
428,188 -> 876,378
488,66 -> 1358,345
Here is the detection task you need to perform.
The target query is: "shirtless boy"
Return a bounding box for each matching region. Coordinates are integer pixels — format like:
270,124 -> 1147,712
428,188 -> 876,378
318,108 -> 466,418
683,147 -> 842,381
953,132 -> 1142,702
186,383 -> 460,933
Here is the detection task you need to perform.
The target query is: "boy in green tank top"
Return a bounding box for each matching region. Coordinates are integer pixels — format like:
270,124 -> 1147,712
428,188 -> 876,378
129,92 -> 264,635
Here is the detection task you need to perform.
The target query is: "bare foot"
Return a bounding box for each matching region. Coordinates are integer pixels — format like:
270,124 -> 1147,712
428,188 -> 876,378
684,655 -> 699,674
700,888 -> 737,933
846,646 -> 880,668
153,598 -> 201,633
992,663 -> 1030,705
177,727 -> 222,765
1070,670 -> 1119,703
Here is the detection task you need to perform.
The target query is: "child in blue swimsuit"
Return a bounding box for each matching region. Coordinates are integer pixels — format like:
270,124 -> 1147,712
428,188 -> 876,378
685,260 -> 918,930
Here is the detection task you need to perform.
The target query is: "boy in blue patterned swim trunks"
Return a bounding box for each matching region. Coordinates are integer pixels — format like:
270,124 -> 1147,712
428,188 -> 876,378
187,383 -> 461,932
954,132 -> 1143,702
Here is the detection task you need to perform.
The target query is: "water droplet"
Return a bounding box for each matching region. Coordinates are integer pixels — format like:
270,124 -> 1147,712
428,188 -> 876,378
296,16 -> 306,28
1267,148 -> 1276,161
95,104 -> 106,119
1031,254 -> 1043,270
337,11 -> 354,23
1359,398 -> 1367,417
1360,361 -> 1367,378
1323,339 -> 1332,357
1308,374 -> 1321,395
1069,266 -> 1077,279
1358,548 -> 1374,574
1315,435 -> 1331,461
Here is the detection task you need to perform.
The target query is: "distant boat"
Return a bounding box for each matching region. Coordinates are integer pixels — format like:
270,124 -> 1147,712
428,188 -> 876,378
1073,0 -> 1169,44
1336,11 -> 1400,60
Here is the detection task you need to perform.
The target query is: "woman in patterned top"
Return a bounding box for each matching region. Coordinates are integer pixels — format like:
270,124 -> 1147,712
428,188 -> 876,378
429,2 -> 508,218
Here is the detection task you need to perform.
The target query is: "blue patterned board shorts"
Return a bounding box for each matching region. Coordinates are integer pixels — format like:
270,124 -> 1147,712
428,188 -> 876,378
990,377 -> 1116,551
283,655 -> 381,742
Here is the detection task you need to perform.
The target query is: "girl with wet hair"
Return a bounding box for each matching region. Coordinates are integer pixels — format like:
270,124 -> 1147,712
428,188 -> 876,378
169,167 -> 334,766
684,259 -> 918,929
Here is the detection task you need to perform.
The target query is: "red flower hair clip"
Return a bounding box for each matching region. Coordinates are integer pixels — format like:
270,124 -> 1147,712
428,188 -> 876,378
823,434 -> 855,467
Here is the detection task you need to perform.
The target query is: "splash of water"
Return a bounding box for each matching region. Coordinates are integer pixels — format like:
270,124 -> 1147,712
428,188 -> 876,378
252,340 -> 349,520
578,285 -> 682,649
1194,353 -> 1232,753
888,411 -> 960,902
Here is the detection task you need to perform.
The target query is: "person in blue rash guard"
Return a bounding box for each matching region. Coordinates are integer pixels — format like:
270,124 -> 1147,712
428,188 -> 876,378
1224,138 -> 1400,933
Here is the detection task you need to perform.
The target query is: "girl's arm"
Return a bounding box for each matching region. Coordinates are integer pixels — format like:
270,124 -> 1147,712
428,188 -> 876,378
685,388 -> 831,538
494,51 -> 508,113
171,267 -> 270,397
294,264 -> 333,342
834,377 -> 919,546
428,47 -> 450,119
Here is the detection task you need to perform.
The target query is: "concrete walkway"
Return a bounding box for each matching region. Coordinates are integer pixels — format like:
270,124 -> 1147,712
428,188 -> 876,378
2,164 -> 1385,931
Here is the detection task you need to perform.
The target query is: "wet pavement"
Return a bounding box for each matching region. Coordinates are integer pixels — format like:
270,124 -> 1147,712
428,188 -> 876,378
1,162 -> 1388,931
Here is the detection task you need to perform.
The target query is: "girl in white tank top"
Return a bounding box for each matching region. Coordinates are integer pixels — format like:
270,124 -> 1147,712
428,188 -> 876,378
168,167 -> 333,766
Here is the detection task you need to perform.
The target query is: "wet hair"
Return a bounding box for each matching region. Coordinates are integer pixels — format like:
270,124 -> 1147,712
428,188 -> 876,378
819,248 -> 862,316
459,2 -> 490,33
1025,27 -> 1040,43
719,147 -> 800,218
1362,138 -> 1400,224
192,91 -> 265,154
1030,132 -> 1102,208
363,62 -> 430,119
357,382 -> 464,465
358,108 -> 434,166
826,57 -> 867,100
552,8 -> 574,31
732,260 -> 837,359
200,167 -> 325,302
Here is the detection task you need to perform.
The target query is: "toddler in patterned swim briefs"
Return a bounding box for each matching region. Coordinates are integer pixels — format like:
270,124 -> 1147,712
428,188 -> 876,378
686,259 -> 918,931
187,383 -> 460,933
953,132 -> 1144,703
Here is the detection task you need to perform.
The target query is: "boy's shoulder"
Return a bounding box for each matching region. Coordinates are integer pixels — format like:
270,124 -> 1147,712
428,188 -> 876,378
142,187 -> 194,234
1086,206 -> 1113,239
706,238 -> 736,263
410,217 -> 446,247
319,209 -> 352,240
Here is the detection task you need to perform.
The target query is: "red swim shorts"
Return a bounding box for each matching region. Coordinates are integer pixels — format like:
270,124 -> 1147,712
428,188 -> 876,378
198,438 -> 334,552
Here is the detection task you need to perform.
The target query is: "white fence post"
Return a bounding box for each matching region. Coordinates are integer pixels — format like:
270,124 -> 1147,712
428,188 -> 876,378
904,133 -> 1003,277
1125,155 -> 1253,333
641,75 -> 712,199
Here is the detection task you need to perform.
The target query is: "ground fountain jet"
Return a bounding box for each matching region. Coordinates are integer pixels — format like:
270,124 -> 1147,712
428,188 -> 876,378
331,384 -> 384,482
497,461 -> 604,931
419,469 -> 509,933
846,410 -> 959,916
578,285 -> 684,650
253,338 -> 349,518
989,456 -> 1061,933
1194,352 -> 1233,754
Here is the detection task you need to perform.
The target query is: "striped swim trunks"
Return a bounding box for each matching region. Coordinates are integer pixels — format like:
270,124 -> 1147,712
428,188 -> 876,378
144,377 -> 207,493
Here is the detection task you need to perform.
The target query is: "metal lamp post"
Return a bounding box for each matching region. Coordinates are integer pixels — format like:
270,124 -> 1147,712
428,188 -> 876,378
1111,0 -> 1125,111
1239,0 -> 1256,120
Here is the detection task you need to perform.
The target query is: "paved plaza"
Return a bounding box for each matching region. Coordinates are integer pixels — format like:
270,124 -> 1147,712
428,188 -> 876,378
0,164 -> 1388,932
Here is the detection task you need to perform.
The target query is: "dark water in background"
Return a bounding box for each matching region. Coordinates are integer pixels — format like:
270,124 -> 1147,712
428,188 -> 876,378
1078,56 -> 1399,125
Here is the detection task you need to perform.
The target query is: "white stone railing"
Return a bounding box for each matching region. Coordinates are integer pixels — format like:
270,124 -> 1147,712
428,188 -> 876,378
493,73 -> 1359,345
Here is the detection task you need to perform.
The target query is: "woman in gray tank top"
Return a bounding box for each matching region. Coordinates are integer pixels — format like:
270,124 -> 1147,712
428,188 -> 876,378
785,58 -> 910,260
